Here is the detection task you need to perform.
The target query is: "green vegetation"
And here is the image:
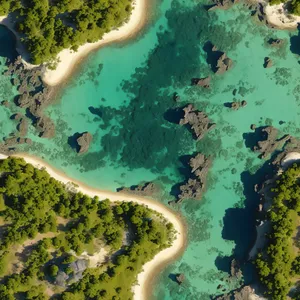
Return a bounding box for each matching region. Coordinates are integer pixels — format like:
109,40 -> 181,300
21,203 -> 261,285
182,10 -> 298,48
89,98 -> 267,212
0,0 -> 132,65
268,0 -> 300,16
0,157 -> 174,299
255,164 -> 300,299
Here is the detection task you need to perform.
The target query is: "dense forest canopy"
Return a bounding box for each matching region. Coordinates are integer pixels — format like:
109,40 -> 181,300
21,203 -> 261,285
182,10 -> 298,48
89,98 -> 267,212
0,0 -> 132,65
0,157 -> 174,299
255,164 -> 300,300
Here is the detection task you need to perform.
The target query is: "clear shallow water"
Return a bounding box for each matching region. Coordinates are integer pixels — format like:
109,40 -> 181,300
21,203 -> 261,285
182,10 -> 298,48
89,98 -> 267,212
1,0 -> 300,298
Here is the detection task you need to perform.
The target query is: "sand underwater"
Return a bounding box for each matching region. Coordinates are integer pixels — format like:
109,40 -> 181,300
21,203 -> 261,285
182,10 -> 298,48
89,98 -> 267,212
1,0 -> 300,298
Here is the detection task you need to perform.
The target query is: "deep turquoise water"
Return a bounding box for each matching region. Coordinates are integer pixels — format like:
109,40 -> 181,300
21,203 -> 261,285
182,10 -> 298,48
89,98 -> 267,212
1,0 -> 300,298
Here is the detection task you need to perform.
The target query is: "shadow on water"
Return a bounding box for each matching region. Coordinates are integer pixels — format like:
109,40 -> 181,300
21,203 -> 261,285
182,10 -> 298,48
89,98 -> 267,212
67,132 -> 82,153
0,25 -> 18,61
216,129 -> 278,284
290,24 -> 300,55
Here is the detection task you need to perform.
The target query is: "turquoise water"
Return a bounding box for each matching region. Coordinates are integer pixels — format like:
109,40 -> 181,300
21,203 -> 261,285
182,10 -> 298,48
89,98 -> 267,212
2,0 -> 300,298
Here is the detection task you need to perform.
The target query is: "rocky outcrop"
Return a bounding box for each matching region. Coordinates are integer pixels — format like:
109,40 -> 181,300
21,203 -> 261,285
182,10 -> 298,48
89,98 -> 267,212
263,57 -> 273,68
177,153 -> 211,202
253,126 -> 290,159
176,273 -> 185,285
215,53 -> 233,74
208,0 -> 238,11
214,285 -> 260,300
250,124 -> 256,130
117,182 -> 159,197
179,104 -> 215,140
268,38 -> 284,47
227,100 -> 247,110
3,56 -> 55,139
36,116 -> 55,138
76,132 -> 93,154
191,76 -> 211,88
1,100 -> 10,107
17,118 -> 28,137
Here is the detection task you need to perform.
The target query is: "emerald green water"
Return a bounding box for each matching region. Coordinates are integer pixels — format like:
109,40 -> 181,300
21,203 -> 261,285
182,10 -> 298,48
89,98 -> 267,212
1,0 -> 300,298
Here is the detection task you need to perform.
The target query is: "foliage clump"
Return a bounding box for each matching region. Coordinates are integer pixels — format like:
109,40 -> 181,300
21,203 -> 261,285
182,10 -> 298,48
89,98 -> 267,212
255,164 -> 300,299
0,157 -> 174,299
0,0 -> 132,64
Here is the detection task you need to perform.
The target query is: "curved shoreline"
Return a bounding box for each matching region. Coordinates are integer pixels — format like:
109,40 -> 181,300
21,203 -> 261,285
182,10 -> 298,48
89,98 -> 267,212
0,0 -> 148,87
0,152 -> 186,300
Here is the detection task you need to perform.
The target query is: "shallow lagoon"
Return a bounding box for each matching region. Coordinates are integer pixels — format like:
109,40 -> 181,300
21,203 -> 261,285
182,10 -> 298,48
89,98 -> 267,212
1,0 -> 300,298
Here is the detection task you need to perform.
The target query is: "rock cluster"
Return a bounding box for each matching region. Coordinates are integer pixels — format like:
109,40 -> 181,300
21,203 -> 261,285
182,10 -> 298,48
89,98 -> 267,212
264,57 -> 273,68
76,132 -> 93,154
215,52 -> 233,74
117,182 -> 159,197
268,38 -> 284,47
208,0 -> 238,11
191,76 -> 211,88
3,56 -> 55,140
253,126 -> 290,159
179,104 -> 215,140
177,153 -> 211,202
214,286 -> 258,300
227,100 -> 247,110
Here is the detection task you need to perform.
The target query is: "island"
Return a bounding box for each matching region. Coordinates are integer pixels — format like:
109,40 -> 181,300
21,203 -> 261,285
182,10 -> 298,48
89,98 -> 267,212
0,154 -> 185,299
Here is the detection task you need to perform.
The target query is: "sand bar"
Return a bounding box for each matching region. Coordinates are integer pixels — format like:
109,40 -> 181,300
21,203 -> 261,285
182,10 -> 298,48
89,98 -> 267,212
0,153 -> 186,300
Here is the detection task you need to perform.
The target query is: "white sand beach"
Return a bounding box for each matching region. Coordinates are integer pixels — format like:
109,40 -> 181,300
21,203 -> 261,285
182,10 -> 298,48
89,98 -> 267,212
264,2 -> 300,29
0,0 -> 146,86
281,152 -> 300,169
0,153 -> 186,300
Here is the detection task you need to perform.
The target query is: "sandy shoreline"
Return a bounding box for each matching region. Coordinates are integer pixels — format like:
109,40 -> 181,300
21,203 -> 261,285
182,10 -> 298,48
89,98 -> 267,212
0,0 -> 148,86
0,153 -> 186,300
263,1 -> 300,29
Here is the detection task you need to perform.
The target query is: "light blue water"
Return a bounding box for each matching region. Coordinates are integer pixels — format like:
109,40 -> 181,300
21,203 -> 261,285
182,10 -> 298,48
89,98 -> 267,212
1,0 -> 300,298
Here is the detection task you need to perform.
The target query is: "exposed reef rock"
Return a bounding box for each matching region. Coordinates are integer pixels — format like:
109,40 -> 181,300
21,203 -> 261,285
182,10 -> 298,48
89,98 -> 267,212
214,285 -> 260,300
250,126 -> 290,159
191,76 -> 211,88
176,273 -> 185,285
76,132 -> 93,154
208,0 -> 238,11
177,153 -> 211,202
268,38 -> 284,47
1,100 -> 10,107
215,52 -> 233,74
17,118 -> 28,137
263,57 -> 273,68
36,116 -> 55,138
230,259 -> 242,278
117,182 -> 160,197
179,104 -> 215,140
204,42 -> 233,75
226,100 -> 247,110
250,124 -> 256,130
3,56 -> 55,140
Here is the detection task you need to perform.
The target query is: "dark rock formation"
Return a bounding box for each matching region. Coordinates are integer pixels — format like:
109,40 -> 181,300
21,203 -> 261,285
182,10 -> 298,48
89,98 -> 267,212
264,57 -> 273,68
250,124 -> 256,130
179,104 -> 215,140
117,182 -> 159,197
175,273 -> 185,285
215,53 -> 233,74
230,259 -> 242,278
191,76 -> 211,88
1,100 -> 10,107
4,56 -> 55,138
17,118 -> 28,137
177,153 -> 211,202
76,132 -> 93,154
268,38 -> 284,47
36,116 -> 55,138
208,0 -> 238,11
253,126 -> 290,159
226,100 -> 247,110
173,92 -> 180,102
214,286 -> 257,300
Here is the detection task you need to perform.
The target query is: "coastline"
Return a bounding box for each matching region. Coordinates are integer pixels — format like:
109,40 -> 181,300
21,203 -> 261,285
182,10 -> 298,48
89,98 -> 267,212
0,0 -> 148,87
0,153 -> 186,300
262,1 -> 300,29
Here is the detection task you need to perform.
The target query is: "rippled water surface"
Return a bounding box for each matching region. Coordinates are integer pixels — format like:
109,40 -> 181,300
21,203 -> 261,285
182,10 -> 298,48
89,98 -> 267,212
1,0 -> 300,298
